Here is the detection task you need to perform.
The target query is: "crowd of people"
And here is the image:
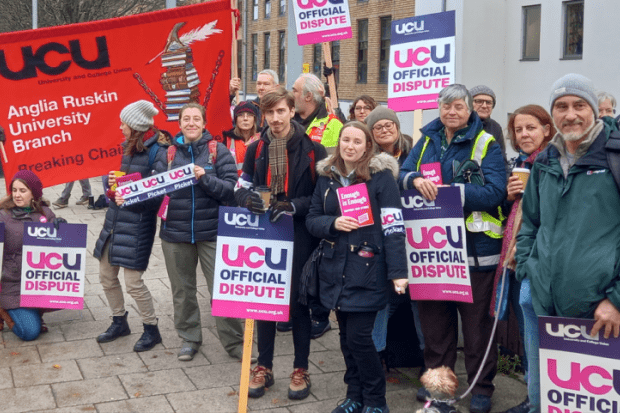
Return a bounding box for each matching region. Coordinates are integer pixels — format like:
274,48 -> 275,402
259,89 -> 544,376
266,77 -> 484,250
1,70 -> 620,413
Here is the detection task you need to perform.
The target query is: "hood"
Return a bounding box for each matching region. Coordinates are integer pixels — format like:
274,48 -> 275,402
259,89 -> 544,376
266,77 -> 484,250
420,111 -> 484,144
317,152 -> 400,179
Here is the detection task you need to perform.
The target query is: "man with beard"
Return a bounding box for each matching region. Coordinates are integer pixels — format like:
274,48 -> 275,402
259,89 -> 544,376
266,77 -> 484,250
515,73 -> 620,413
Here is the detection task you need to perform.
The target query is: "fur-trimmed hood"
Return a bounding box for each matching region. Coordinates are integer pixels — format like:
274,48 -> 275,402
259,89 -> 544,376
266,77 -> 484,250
316,152 -> 400,179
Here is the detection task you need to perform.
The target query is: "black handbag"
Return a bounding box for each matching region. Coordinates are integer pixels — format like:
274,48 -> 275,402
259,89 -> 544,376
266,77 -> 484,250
298,240 -> 325,305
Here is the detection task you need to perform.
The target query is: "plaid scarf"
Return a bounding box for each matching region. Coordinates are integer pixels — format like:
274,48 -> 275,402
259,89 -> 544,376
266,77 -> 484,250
267,128 -> 293,196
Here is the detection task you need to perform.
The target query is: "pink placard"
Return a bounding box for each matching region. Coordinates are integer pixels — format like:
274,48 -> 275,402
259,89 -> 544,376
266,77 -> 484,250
337,183 -> 374,227
420,162 -> 443,185
116,172 -> 142,186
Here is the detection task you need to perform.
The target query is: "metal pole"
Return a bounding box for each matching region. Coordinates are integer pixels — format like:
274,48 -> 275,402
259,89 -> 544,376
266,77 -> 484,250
242,0 -> 248,100
442,0 -> 446,12
166,0 -> 177,9
32,0 -> 38,29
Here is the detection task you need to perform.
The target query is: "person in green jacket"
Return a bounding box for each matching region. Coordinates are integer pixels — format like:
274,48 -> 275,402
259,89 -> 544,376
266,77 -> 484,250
515,73 -> 620,413
292,73 -> 343,148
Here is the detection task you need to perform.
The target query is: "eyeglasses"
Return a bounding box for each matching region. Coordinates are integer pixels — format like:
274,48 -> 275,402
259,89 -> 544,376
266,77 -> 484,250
473,99 -> 493,107
355,105 -> 372,112
372,121 -> 395,132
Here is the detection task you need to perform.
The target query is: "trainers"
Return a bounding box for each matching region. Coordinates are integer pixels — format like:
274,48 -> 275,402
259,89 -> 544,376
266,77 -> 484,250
76,196 -> 89,205
248,365 -> 274,398
177,343 -> 198,361
332,398 -> 363,413
503,397 -> 530,413
416,386 -> 430,402
470,394 -> 492,413
361,405 -> 390,413
311,319 -> 331,339
288,368 -> 311,400
276,321 -> 293,332
52,198 -> 68,209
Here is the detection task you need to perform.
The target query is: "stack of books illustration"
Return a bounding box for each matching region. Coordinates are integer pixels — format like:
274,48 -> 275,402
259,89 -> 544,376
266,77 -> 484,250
160,45 -> 201,121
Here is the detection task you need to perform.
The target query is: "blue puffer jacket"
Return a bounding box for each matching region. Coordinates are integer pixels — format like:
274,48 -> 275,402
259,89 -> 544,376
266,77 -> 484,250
399,112 -> 507,271
93,129 -> 171,271
153,129 -> 238,244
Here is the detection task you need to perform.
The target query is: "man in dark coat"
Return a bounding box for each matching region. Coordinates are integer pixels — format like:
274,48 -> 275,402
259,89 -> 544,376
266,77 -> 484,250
234,86 -> 327,401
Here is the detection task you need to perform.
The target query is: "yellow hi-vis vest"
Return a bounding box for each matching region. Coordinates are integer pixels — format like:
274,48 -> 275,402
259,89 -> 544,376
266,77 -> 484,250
417,130 -> 505,239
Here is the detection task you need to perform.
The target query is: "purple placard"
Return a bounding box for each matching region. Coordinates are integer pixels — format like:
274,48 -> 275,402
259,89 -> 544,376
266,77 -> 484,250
212,206 -> 294,322
402,187 -> 472,303
539,316 -> 620,412
20,223 -> 87,310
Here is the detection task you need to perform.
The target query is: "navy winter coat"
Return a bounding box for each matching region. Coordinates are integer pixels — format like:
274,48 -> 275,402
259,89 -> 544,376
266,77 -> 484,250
306,153 -> 408,312
93,129 -> 171,271
153,129 -> 238,244
399,112 -> 507,271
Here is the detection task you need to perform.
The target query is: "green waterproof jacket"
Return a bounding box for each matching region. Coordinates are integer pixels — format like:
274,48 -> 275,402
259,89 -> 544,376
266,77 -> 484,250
515,126 -> 620,318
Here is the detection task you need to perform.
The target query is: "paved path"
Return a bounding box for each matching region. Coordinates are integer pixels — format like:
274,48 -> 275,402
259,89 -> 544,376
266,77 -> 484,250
0,180 -> 527,412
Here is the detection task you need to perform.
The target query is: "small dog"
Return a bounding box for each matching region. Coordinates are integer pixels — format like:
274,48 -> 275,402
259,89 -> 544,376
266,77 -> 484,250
416,366 -> 461,413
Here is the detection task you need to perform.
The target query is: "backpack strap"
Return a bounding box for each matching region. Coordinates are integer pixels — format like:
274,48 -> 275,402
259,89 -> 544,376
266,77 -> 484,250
148,143 -> 160,170
208,140 -> 218,165
605,131 -> 620,192
308,148 -> 316,184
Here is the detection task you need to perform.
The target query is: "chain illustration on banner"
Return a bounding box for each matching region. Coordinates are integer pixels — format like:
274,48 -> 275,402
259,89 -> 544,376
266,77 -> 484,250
203,50 -> 225,142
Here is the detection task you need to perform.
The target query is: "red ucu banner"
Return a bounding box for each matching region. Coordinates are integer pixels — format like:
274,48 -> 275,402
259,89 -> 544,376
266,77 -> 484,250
0,1 -> 232,190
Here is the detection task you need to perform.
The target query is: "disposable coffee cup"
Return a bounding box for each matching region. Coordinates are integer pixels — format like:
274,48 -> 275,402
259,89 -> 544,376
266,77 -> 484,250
255,185 -> 271,210
512,168 -> 530,192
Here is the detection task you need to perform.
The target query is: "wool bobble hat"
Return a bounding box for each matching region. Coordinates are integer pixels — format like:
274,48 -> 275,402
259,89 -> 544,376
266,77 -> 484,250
234,101 -> 260,121
12,170 -> 43,200
469,85 -> 497,108
365,106 -> 400,131
120,100 -> 158,132
549,73 -> 599,118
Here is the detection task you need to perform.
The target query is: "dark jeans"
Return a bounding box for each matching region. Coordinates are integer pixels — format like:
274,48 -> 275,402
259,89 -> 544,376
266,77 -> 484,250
418,269 -> 498,397
309,294 -> 330,322
256,298 -> 311,370
336,310 -> 386,407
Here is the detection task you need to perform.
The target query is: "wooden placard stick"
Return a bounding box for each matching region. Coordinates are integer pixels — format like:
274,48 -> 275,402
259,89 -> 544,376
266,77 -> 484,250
231,0 -> 240,102
237,318 -> 255,413
322,42 -> 338,108
0,142 -> 7,164
412,109 -> 423,145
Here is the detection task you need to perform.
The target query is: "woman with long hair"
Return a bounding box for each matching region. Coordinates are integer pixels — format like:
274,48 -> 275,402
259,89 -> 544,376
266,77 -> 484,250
93,100 -> 170,352
307,121 -> 408,413
498,105 -> 555,413
0,170 -> 57,341
349,95 -> 377,122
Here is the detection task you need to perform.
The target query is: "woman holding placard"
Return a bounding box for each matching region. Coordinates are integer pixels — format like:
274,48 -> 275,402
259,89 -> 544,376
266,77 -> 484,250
93,100 -> 170,352
497,105 -> 555,413
306,121 -> 408,413
0,170 -> 57,341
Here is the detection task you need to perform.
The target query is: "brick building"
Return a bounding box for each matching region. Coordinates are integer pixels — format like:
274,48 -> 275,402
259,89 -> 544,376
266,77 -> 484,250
238,0 -> 415,103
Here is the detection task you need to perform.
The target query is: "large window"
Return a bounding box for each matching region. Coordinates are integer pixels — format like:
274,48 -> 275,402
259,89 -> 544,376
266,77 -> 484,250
331,40 -> 340,84
279,0 -> 286,16
251,34 -> 258,80
265,0 -> 271,19
522,5 -> 541,60
379,16 -> 391,83
313,43 -> 322,75
563,0 -> 583,59
357,19 -> 368,83
278,31 -> 286,83
264,32 -> 271,69
252,0 -> 258,20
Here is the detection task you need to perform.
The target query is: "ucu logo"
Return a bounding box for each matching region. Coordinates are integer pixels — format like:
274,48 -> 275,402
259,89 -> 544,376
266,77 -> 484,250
27,226 -> 57,238
26,251 -> 81,270
118,184 -> 138,196
169,166 -> 193,179
546,323 -> 599,341
394,21 -> 424,34
548,360 -> 620,396
222,245 -> 288,270
401,195 -> 435,208
381,212 -> 403,226
395,44 -> 450,68
224,213 -> 259,227
296,0 -> 342,9
406,226 -> 463,249
0,36 -> 110,80
141,176 -> 165,188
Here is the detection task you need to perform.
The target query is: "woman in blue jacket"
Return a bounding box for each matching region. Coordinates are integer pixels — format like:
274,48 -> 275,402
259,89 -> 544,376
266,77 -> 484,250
399,84 -> 507,413
307,121 -> 408,413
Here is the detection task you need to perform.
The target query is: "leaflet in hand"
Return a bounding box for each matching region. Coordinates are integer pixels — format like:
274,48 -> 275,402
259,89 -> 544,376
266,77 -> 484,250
337,183 -> 374,227
420,162 -> 442,185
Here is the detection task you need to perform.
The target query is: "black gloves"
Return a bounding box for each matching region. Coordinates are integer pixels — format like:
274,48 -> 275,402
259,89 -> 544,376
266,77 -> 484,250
245,192 -> 266,215
52,217 -> 67,230
269,201 -> 294,223
323,64 -> 334,78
